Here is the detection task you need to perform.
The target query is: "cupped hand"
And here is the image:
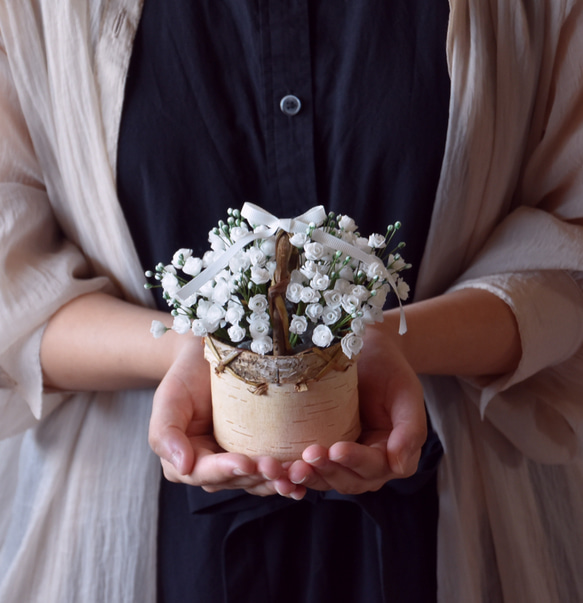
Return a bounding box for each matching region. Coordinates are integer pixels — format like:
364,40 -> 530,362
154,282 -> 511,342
287,322 -> 427,494
148,336 -> 306,499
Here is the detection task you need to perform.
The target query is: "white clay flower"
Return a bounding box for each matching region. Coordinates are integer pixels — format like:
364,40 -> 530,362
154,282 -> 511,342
312,324 -> 334,348
251,335 -> 273,355
338,215 -> 357,232
172,314 -> 192,335
228,324 -> 246,343
305,303 -> 324,322
322,306 -> 342,326
248,294 -> 269,313
341,332 -> 364,358
289,314 -> 308,335
150,320 -> 168,339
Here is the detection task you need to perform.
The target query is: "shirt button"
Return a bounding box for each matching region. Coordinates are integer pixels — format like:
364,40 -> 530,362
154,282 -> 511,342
279,94 -> 302,116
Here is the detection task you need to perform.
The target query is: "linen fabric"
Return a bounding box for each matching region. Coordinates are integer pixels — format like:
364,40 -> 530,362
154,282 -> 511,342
1,1 -> 583,602
118,3 -> 449,600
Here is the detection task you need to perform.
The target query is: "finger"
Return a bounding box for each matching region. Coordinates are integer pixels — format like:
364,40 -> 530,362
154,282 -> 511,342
386,395 -> 428,477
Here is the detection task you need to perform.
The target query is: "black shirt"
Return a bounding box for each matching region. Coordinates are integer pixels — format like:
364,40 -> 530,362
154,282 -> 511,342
117,2 -> 450,602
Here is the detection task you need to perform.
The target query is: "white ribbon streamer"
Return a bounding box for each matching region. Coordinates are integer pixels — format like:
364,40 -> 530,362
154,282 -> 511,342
174,202 -> 407,334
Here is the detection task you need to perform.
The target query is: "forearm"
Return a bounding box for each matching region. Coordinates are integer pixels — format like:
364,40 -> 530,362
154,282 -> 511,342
40,292 -> 190,391
381,287 -> 522,378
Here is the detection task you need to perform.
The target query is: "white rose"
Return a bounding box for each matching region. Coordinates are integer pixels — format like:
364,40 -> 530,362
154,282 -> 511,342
310,272 -> 330,291
289,232 -> 308,248
230,224 -> 250,242
341,294 -> 361,315
183,256 -> 203,277
351,285 -> 370,303
366,260 -> 388,280
196,299 -> 212,319
206,303 -> 226,326
191,319 -> 208,337
251,335 -> 273,355
304,241 -> 325,261
323,289 -> 343,308
172,314 -> 191,335
202,249 -> 219,268
161,272 -> 181,298
341,332 -> 364,359
198,280 -> 215,300
289,314 -> 308,335
368,233 -> 386,249
312,324 -> 334,348
249,319 -> 271,339
172,248 -> 193,269
300,261 -> 318,280
259,237 -> 276,258
248,294 -> 269,313
286,282 -> 303,304
300,286 -> 320,304
150,320 -> 168,339
247,246 -> 267,266
225,303 -> 245,324
212,281 -> 232,306
227,324 -> 246,343
322,305 -> 342,326
248,311 -> 270,323
251,265 -> 271,285
305,303 -> 324,322
338,215 -> 357,232
229,251 -> 251,274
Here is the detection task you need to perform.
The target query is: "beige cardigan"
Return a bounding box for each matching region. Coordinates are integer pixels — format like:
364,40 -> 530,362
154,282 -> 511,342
1,1 -> 583,601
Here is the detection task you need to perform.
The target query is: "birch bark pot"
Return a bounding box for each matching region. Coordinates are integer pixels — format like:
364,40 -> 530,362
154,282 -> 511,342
204,337 -> 361,461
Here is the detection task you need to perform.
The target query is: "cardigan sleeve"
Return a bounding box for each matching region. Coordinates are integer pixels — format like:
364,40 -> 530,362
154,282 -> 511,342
447,3 -> 583,462
0,37 -> 110,438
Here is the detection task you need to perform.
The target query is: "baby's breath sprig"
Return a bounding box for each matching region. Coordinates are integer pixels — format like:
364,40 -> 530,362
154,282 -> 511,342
146,207 -> 410,358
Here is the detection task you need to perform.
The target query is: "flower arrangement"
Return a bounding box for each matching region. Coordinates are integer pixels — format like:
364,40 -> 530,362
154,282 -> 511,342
147,203 -> 410,360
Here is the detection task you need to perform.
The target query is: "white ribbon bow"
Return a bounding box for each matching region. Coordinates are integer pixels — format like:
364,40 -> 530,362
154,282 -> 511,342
175,202 -> 406,334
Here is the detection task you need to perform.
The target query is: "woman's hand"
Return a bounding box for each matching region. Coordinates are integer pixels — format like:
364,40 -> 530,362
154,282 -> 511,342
148,336 -> 306,499
286,323 -> 427,494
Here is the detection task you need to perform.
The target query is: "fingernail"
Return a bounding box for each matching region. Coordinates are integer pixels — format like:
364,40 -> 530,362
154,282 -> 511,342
233,467 -> 251,477
170,450 -> 183,471
290,476 -> 306,485
290,490 -> 304,501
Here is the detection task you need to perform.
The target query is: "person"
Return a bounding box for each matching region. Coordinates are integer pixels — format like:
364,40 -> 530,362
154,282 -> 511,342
1,1 -> 583,602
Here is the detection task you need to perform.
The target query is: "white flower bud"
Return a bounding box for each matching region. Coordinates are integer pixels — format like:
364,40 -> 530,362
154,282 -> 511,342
251,265 -> 271,285
304,241 -> 325,261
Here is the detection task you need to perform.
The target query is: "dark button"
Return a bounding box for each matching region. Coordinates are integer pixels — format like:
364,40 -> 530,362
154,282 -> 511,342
279,94 -> 302,116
